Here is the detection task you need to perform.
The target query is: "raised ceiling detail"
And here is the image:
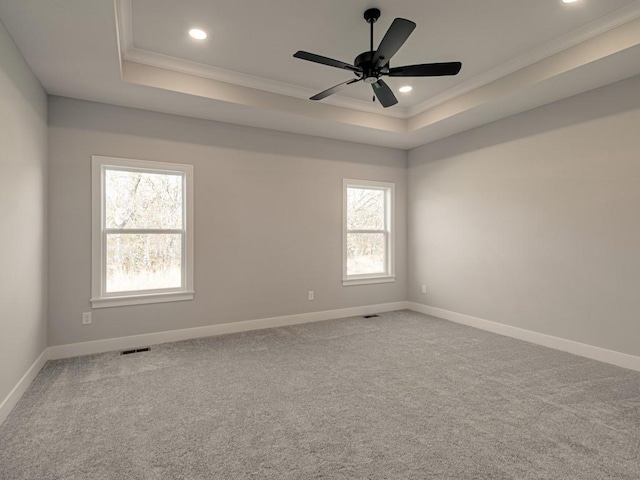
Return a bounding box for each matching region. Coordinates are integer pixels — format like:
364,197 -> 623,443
117,0 -> 640,118
2,0 -> 640,148
116,0 -> 640,136
116,0 -> 409,118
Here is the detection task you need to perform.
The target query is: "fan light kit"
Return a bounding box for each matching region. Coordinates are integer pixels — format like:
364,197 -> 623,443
294,8 -> 462,108
188,28 -> 207,40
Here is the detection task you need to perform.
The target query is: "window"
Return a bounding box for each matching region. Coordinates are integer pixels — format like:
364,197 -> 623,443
343,179 -> 395,286
91,156 -> 194,308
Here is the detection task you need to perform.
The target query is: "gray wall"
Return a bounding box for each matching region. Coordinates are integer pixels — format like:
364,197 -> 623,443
48,97 -> 407,346
0,20 -> 48,401
408,74 -> 640,357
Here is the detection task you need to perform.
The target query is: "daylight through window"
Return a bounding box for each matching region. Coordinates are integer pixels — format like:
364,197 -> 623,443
91,156 -> 194,308
343,179 -> 395,286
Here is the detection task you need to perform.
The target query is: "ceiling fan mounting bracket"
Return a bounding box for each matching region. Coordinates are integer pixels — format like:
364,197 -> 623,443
364,8 -> 381,24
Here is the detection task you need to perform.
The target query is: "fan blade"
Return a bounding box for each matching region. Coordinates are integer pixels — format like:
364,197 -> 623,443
294,51 -> 361,72
371,79 -> 398,108
372,18 -> 416,67
311,78 -> 361,101
388,62 -> 462,77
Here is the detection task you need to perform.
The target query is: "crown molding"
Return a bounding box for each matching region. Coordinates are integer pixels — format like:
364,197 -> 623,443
123,47 -> 411,119
115,0 -> 409,119
406,1 -> 640,116
114,0 -> 640,122
114,0 -> 133,60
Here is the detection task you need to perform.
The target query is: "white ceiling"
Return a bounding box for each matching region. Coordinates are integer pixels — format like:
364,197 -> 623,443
2,0 -> 640,149
130,0 -> 635,107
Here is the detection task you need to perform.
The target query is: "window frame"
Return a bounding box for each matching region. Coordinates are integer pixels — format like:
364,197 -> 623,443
91,155 -> 194,308
342,179 -> 396,286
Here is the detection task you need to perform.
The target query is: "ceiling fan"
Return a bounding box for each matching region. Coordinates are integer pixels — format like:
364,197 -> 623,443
293,8 -> 462,108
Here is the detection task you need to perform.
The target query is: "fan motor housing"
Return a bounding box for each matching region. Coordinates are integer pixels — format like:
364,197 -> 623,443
354,51 -> 379,82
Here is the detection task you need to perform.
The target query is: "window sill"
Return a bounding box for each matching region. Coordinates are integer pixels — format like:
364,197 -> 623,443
90,291 -> 194,309
342,275 -> 396,287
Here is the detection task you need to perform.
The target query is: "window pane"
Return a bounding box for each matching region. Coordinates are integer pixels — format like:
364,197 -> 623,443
347,187 -> 385,230
105,169 -> 183,229
106,234 -> 182,292
347,233 -> 385,275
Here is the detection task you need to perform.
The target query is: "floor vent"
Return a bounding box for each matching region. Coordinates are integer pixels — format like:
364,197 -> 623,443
120,347 -> 150,355
363,314 -> 380,319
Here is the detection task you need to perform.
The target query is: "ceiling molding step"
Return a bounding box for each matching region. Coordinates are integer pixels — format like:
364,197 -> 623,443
114,0 -> 408,119
116,0 -> 640,121
123,48 -> 411,119
407,14 -> 640,133
406,1 -> 640,116
114,0 -> 133,60
121,60 -> 408,133
112,0 -> 640,146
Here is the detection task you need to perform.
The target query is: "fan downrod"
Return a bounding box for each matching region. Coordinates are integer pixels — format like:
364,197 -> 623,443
360,8 -> 382,83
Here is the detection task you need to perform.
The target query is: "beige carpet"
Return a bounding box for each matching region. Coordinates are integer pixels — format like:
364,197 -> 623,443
1,310 -> 639,479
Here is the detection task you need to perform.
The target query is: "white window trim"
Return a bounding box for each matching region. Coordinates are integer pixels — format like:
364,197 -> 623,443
91,155 -> 194,308
343,179 -> 396,287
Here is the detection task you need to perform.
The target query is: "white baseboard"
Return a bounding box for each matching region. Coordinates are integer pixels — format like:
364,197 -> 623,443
3,303 -> 408,426
4,301 -> 639,428
48,301 -> 409,360
408,302 -> 640,372
0,349 -> 49,426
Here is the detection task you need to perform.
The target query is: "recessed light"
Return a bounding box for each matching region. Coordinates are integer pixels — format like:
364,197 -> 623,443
562,0 -> 579,4
399,85 -> 413,93
188,28 -> 207,40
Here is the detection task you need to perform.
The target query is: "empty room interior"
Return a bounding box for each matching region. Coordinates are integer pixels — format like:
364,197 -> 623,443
2,0 -> 640,478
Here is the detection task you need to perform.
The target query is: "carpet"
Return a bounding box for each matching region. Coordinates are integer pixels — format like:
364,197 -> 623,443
1,310 -> 639,479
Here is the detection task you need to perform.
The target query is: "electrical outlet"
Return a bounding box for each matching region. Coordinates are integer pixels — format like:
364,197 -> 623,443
82,312 -> 92,325
308,291 -> 314,301
421,285 -> 427,294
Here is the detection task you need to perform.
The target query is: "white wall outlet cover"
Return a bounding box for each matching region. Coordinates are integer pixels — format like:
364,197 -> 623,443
421,285 -> 427,294
82,312 -> 92,324
308,291 -> 314,301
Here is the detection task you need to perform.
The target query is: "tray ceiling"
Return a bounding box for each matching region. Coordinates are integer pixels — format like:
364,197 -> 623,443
127,0 -> 636,111
1,0 -> 640,148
